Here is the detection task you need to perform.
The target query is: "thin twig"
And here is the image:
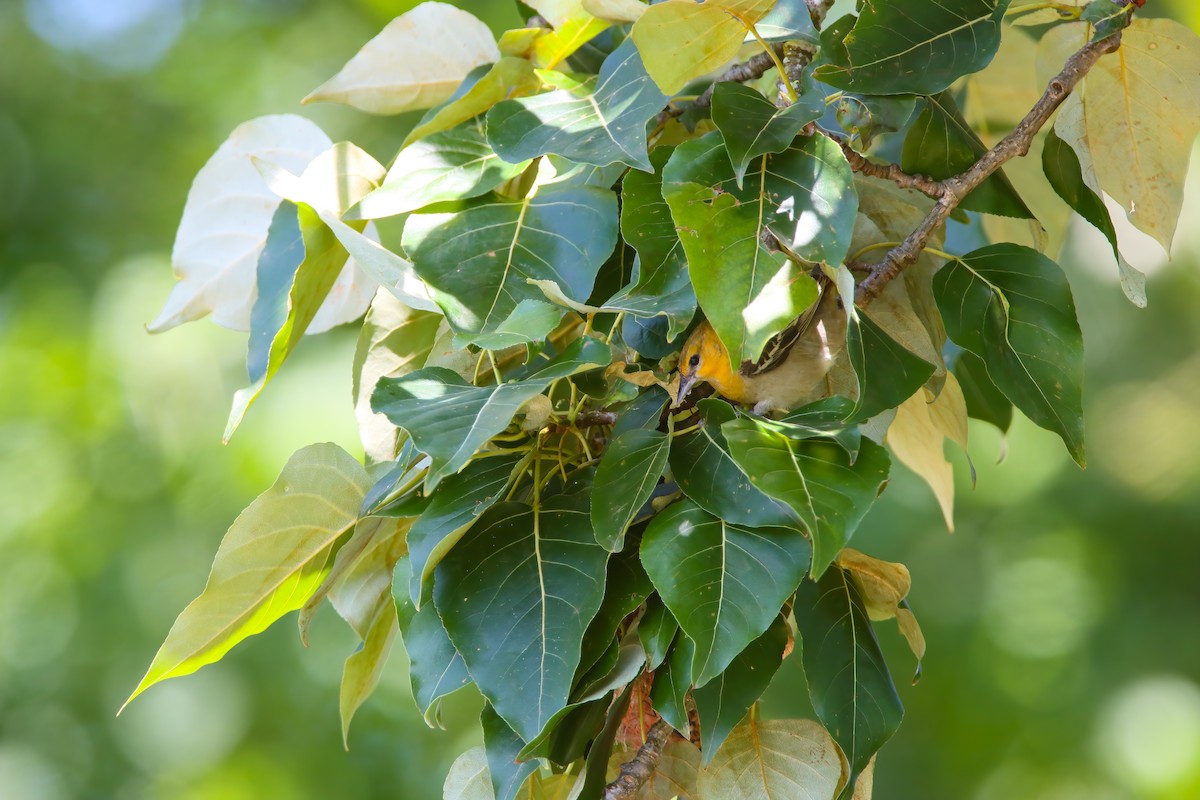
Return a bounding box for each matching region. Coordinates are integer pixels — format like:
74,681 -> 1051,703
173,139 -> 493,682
854,24 -> 1128,305
832,135 -> 946,199
603,718 -> 673,800
656,46 -> 784,126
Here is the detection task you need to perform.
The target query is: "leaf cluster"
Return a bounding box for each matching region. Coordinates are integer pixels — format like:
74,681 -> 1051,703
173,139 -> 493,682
131,1 -> 1200,798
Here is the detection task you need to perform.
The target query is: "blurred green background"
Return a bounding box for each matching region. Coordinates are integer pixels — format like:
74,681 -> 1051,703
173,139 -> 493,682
2,1 -> 1199,798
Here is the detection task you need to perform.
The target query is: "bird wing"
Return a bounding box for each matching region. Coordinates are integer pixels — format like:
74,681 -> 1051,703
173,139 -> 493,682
740,273 -> 837,377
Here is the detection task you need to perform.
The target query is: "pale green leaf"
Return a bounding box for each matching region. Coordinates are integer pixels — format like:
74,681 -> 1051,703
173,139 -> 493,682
697,718 -> 848,800
404,58 -> 542,148
123,444 -> 370,710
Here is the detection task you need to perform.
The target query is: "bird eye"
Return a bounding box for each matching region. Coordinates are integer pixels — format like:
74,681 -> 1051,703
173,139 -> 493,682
688,354 -> 700,368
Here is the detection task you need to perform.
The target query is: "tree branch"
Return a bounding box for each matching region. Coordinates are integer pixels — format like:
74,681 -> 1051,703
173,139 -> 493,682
854,25 -> 1127,305
603,718 -> 673,800
833,137 -> 946,199
656,45 -> 784,126
806,0 -> 837,30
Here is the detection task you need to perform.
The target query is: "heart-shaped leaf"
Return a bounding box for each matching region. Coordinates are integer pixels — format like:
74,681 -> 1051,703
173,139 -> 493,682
641,501 -> 810,687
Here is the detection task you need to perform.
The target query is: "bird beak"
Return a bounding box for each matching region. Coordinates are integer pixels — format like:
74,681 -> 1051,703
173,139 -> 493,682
675,372 -> 697,407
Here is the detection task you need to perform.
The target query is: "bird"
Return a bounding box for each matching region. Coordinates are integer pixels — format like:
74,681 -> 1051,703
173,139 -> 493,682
675,278 -> 846,415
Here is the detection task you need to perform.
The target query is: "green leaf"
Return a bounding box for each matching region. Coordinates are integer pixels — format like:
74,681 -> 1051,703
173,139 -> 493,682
1041,129 -> 1145,308
722,419 -> 891,578
901,92 -> 1033,219
650,630 -> 694,736
454,300 -> 566,351
405,57 -> 543,148
692,614 -> 789,764
352,291 -> 442,464
662,132 -> 855,364
794,565 -> 903,786
578,681 -> 636,800
631,0 -> 777,95
933,244 -> 1085,465
834,92 -> 917,149
482,704 -> 539,800
592,427 -> 670,552
372,339 -> 611,491
697,718 -> 848,800
406,454 -> 524,606
487,38 -> 667,171
396,589 -> 470,724
351,121 -> 531,220
372,368 -> 546,491
639,594 -> 679,671
711,83 -> 824,188
338,596 -> 398,748
815,0 -> 1012,95
403,186 -> 617,334
123,444 -> 370,710
226,201 -> 357,441
433,495 -> 610,742
950,348 -> 1012,434
778,396 -> 862,457
606,146 -> 696,342
847,310 -> 938,422
576,549 -> 653,683
610,387 -> 669,439
641,501 -> 810,687
669,399 -> 798,529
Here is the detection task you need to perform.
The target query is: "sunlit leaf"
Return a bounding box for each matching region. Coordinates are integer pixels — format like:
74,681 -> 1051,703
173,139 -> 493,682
697,717 -> 849,800
693,614 -> 789,763
433,492 -> 610,742
641,501 -> 810,687
711,82 -> 824,187
149,115 -> 369,334
525,0 -> 611,69
372,338 -> 612,490
454,300 -> 566,352
124,444 -> 370,710
631,0 -> 777,95
488,39 -> 667,171
352,121 -> 531,221
662,132 -> 855,364
934,244 -> 1085,466
352,290 -> 442,464
723,417 -> 891,578
403,186 -> 617,334
794,564 -> 903,786
443,746 -> 494,800
403,58 -> 542,148
1046,19 -> 1200,252
582,0 -> 647,23
304,2 -> 500,115
592,427 -> 670,552
815,0 -> 1012,95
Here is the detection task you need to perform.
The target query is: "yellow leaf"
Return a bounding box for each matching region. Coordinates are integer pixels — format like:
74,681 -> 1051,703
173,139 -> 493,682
605,740 -> 701,799
499,27 -> 546,59
852,756 -> 876,800
631,0 -> 777,95
122,444 -> 370,711
582,0 -> 648,24
526,0 -> 612,69
886,375 -> 970,531
896,606 -> 927,672
836,548 -> 911,621
1044,19 -> 1200,253
698,717 -> 848,800
304,2 -> 500,115
403,57 -> 542,147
